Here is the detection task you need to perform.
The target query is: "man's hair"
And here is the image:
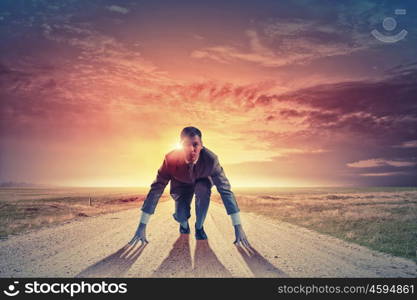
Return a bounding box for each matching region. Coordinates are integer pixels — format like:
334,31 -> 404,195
180,126 -> 202,140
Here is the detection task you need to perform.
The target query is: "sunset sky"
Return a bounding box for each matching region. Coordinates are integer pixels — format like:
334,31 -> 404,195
1,0 -> 416,187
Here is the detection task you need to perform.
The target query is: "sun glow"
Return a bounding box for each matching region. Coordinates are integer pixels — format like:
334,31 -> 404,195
174,142 -> 183,150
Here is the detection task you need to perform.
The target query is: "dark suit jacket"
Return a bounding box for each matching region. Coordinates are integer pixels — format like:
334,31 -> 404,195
140,146 -> 240,215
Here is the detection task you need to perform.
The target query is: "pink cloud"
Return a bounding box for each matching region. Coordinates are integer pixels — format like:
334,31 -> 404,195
347,159 -> 417,168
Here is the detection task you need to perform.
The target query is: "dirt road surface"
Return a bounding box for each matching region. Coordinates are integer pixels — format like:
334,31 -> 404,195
1,201 -> 416,277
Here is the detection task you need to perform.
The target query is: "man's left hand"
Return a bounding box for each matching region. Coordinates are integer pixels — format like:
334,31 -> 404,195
233,224 -> 251,248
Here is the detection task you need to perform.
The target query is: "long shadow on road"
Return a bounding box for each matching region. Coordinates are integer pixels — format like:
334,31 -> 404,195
76,243 -> 147,277
76,236 -> 287,278
153,235 -> 232,277
236,245 -> 288,277
152,234 -> 193,277
194,240 -> 232,277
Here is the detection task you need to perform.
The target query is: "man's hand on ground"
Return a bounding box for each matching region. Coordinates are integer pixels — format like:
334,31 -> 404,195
129,223 -> 149,246
233,224 -> 251,248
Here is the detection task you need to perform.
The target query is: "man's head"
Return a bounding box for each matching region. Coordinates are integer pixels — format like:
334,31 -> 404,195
180,126 -> 203,163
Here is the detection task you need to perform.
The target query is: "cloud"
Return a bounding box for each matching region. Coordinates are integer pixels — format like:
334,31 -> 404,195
190,5 -> 381,69
347,158 -> 417,168
191,28 -> 329,67
393,140 -> 417,148
359,171 -> 411,177
268,65 -> 417,144
106,5 -> 129,14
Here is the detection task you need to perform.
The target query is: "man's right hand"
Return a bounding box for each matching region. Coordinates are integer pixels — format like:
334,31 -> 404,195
129,223 -> 149,245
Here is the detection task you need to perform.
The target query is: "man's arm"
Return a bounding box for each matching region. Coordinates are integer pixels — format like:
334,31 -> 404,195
210,156 -> 240,217
210,157 -> 250,247
140,156 -> 171,217
129,157 -> 171,245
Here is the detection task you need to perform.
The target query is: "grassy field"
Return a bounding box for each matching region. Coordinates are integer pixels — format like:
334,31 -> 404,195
0,187 -> 169,238
213,186 -> 417,262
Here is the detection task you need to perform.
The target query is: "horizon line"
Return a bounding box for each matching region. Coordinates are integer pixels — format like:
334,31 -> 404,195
1,184 -> 417,189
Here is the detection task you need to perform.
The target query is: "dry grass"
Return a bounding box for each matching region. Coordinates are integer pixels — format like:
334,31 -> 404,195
0,187 -> 169,238
213,188 -> 417,262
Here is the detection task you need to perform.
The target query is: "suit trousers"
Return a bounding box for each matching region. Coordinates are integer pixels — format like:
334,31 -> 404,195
170,177 -> 212,226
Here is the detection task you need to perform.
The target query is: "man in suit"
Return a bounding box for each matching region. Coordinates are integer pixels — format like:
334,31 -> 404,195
129,126 -> 250,247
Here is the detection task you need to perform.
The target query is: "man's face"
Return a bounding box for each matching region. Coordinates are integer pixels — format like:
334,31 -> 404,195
181,135 -> 203,163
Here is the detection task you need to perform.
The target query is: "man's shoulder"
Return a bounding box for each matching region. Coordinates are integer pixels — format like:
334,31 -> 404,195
200,147 -> 220,169
164,149 -> 184,164
201,146 -> 218,161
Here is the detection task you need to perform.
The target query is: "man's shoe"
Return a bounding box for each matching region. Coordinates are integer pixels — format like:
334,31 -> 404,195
179,222 -> 190,234
195,224 -> 208,240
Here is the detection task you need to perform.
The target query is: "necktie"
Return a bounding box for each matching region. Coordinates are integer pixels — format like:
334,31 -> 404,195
188,162 -> 195,181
